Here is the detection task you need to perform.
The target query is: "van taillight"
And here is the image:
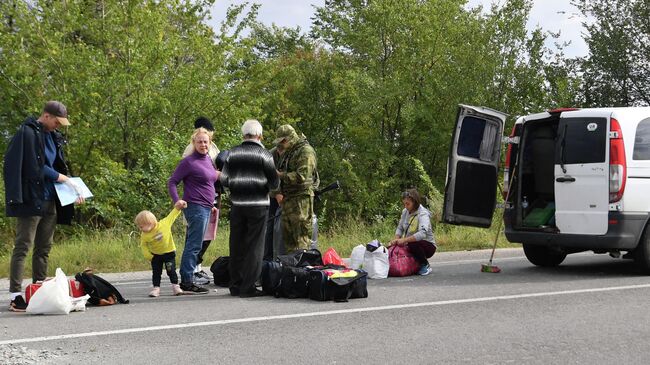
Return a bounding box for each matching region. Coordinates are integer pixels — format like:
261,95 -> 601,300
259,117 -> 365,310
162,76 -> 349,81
609,118 -> 626,203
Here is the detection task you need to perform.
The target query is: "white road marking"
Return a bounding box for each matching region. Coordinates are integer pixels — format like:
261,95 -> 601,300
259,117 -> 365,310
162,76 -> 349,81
433,256 -> 525,266
3,283 -> 650,345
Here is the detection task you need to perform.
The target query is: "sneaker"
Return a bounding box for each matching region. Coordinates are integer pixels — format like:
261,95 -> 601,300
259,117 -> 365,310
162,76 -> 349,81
197,270 -> 212,280
148,287 -> 160,297
172,284 -> 184,296
193,272 -> 210,285
418,264 -> 432,276
180,283 -> 209,295
9,295 -> 27,312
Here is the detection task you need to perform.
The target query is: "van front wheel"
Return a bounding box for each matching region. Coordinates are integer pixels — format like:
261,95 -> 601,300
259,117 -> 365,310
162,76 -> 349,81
523,244 -> 567,267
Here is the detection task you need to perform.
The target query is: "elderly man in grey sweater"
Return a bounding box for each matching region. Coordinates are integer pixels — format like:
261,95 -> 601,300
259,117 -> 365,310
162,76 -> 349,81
220,119 -> 279,297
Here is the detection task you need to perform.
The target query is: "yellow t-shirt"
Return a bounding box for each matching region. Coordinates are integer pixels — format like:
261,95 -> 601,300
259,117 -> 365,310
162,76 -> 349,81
140,208 -> 182,261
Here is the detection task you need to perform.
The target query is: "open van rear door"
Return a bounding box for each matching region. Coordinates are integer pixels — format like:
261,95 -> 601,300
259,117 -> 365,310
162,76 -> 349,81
554,110 -> 610,235
443,105 -> 507,228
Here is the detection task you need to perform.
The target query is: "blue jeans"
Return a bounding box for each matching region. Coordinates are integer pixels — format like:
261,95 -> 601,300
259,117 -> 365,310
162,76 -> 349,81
180,203 -> 211,284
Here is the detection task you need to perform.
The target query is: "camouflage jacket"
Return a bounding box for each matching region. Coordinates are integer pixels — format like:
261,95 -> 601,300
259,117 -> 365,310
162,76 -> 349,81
276,138 -> 319,197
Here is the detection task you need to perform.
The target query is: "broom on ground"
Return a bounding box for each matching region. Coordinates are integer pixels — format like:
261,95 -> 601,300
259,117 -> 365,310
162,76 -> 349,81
481,165 -> 517,273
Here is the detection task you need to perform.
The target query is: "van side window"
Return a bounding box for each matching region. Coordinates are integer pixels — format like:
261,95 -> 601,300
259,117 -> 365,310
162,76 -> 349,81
555,118 -> 607,164
457,116 -> 498,162
633,118 -> 650,160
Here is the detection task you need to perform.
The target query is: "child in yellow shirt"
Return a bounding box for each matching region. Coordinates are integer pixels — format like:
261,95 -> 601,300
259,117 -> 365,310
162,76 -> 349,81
135,207 -> 185,297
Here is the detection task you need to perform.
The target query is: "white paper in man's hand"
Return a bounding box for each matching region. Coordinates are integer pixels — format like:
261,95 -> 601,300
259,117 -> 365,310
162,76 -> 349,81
54,177 -> 93,206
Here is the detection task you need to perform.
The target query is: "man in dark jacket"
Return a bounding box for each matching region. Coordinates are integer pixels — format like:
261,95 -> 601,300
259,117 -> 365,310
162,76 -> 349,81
4,101 -> 84,312
220,119 -> 279,298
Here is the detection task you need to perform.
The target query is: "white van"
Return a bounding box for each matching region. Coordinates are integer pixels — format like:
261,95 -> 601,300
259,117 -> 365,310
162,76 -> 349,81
443,105 -> 650,271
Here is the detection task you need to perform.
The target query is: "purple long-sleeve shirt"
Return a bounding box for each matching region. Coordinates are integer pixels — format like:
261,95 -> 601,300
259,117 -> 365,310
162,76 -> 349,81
168,152 -> 218,208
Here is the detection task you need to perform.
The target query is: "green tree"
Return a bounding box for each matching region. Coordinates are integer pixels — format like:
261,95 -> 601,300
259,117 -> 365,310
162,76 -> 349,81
0,0 -> 259,226
575,0 -> 650,106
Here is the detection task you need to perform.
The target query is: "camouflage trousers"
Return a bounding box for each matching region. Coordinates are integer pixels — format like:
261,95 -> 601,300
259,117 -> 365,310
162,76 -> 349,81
281,195 -> 313,252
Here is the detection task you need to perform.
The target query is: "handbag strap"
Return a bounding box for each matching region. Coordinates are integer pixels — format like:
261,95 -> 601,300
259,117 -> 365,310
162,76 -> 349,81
402,215 -> 416,238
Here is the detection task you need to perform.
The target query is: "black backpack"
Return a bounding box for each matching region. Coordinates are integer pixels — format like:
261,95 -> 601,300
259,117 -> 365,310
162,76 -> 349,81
75,270 -> 129,306
210,256 -> 230,287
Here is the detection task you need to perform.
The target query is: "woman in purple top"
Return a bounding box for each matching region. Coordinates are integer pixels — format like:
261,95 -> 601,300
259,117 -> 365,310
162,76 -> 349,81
168,127 -> 219,294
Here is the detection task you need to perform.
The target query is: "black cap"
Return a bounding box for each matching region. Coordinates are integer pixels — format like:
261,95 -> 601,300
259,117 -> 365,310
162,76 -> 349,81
43,101 -> 70,126
194,117 -> 214,132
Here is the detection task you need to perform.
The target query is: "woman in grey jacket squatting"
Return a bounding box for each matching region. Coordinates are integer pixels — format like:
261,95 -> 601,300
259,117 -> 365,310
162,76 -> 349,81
389,188 -> 437,276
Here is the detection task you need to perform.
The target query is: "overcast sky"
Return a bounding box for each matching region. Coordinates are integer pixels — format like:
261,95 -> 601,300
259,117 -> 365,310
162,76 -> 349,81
209,0 -> 588,58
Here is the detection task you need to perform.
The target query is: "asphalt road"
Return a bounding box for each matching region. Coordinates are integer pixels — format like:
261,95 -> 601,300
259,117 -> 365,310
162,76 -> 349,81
2,248 -> 650,364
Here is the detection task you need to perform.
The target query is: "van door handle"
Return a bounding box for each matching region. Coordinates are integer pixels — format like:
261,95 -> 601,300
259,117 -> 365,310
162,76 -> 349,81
556,176 -> 576,183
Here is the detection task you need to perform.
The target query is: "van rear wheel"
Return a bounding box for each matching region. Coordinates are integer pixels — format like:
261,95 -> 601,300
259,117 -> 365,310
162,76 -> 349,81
523,244 -> 567,267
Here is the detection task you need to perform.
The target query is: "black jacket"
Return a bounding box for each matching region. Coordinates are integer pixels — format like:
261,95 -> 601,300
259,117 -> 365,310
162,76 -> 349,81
220,140 -> 279,207
4,117 -> 74,224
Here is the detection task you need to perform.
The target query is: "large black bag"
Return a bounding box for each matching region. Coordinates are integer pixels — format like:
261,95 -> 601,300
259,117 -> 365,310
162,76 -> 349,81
308,264 -> 348,301
75,270 -> 129,306
277,266 -> 311,299
261,260 -> 283,295
210,256 -> 230,287
308,269 -> 368,302
308,269 -> 330,301
278,249 -> 322,267
329,270 -> 368,302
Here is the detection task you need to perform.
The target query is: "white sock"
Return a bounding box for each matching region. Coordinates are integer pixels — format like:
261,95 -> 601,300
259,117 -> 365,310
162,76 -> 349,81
194,264 -> 202,273
10,292 -> 21,300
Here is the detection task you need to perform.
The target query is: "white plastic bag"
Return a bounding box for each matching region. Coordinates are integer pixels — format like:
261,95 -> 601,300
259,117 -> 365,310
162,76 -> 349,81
71,295 -> 91,312
350,244 -> 366,270
363,246 -> 389,279
26,268 -> 73,315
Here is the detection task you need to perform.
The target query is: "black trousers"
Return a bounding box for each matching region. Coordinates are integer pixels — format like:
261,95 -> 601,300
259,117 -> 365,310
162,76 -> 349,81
229,205 -> 268,296
406,241 -> 437,265
151,251 -> 178,287
263,198 -> 280,261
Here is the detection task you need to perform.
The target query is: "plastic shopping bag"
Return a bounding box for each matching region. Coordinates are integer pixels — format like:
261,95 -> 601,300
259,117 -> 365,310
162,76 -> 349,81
350,245 -> 366,270
203,209 -> 219,241
323,247 -> 347,267
71,295 -> 91,312
363,245 -> 389,279
26,268 -> 73,315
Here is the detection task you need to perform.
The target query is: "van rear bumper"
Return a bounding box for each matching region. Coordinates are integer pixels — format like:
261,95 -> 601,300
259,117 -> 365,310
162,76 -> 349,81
504,212 -> 649,250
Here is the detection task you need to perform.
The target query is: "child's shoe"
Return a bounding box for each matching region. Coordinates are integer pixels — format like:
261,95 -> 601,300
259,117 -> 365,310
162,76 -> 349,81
148,287 -> 160,297
172,284 -> 183,296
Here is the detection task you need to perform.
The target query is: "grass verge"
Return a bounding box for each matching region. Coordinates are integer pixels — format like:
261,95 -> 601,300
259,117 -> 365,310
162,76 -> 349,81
0,220 -> 516,278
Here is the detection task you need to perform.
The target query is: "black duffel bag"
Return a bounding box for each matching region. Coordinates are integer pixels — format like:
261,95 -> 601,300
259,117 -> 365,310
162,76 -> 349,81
276,265 -> 311,299
308,268 -> 368,302
277,249 -> 322,267
261,260 -> 283,296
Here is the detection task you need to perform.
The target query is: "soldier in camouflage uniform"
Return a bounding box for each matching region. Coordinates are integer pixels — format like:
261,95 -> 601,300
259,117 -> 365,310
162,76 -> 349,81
272,125 -> 319,252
